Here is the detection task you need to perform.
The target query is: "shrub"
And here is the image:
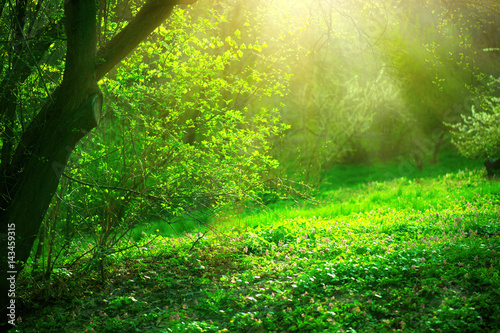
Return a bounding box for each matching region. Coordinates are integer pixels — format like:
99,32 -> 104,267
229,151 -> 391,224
447,77 -> 500,159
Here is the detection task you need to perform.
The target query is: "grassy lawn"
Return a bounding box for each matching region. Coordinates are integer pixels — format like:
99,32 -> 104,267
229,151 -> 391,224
14,157 -> 500,332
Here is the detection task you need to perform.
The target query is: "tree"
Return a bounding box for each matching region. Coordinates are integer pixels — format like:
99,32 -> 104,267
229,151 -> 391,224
0,0 -> 196,328
33,5 -> 289,280
278,0 -> 405,185
446,76 -> 500,173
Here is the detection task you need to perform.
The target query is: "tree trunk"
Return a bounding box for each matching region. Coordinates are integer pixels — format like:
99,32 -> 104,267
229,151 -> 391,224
431,132 -> 445,164
0,1 -> 101,329
0,1 -> 196,329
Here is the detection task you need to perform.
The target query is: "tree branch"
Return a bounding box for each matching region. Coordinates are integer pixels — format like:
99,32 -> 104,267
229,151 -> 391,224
63,0 -> 98,85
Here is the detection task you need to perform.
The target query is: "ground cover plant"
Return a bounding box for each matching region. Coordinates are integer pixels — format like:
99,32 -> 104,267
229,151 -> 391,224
12,156 -> 500,332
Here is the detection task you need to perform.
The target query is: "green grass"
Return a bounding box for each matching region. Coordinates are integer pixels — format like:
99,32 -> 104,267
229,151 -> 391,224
13,157 -> 500,333
319,151 -> 481,190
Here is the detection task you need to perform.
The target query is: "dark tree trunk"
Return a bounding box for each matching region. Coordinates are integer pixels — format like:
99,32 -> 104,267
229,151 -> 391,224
485,157 -> 500,177
431,132 -> 445,164
0,1 -> 101,329
0,1 -> 196,330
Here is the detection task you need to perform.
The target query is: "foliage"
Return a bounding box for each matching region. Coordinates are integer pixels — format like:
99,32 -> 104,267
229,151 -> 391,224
14,156 -> 500,332
277,0 -> 500,178
29,2 -> 293,283
447,77 -> 500,159
285,67 -> 402,186
278,1 -> 409,186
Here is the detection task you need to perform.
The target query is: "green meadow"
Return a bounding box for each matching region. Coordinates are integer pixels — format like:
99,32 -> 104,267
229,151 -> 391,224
14,155 -> 500,332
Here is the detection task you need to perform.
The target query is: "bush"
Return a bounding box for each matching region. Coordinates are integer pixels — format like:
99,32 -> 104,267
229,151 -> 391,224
447,77 -> 500,160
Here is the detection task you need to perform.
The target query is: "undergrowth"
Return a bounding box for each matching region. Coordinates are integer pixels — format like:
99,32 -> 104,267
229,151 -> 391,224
12,165 -> 500,332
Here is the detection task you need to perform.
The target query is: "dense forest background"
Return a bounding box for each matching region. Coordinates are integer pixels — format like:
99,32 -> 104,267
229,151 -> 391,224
0,0 -> 499,331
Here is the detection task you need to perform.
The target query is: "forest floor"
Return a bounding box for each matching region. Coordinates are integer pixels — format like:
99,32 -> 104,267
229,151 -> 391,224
12,154 -> 500,332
